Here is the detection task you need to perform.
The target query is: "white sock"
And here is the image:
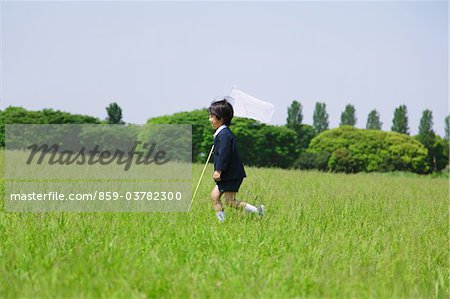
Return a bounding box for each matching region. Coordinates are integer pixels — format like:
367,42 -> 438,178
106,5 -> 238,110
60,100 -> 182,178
244,203 -> 258,213
216,211 -> 225,222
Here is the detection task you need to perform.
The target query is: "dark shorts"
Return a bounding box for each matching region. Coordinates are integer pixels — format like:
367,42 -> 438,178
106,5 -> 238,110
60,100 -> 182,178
216,179 -> 243,193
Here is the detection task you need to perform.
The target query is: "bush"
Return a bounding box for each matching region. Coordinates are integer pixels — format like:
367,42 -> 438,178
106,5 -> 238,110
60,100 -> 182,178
328,148 -> 358,173
308,126 -> 429,174
293,151 -> 330,171
0,106 -> 102,147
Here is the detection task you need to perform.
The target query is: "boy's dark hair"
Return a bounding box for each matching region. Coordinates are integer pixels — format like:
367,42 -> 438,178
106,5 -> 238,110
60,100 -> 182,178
208,99 -> 234,126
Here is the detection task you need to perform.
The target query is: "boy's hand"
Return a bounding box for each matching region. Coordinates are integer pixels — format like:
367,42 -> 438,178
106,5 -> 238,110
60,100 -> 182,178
213,170 -> 222,181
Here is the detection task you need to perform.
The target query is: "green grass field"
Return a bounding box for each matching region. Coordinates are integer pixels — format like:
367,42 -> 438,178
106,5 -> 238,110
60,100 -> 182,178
0,161 -> 448,298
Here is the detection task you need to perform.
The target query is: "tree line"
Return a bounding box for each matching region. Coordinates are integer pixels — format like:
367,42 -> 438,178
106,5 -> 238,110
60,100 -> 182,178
1,101 -> 448,174
287,101 -> 448,173
289,101 -> 449,137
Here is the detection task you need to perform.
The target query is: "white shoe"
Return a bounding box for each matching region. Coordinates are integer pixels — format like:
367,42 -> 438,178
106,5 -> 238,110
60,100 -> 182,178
257,205 -> 265,216
216,211 -> 225,222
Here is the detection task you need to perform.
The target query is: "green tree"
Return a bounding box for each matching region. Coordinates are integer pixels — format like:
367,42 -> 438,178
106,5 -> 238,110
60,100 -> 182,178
445,115 -> 450,166
106,102 -> 125,124
433,135 -> 449,171
366,109 -> 382,130
0,106 -> 101,147
340,104 -> 357,126
391,104 -> 409,135
230,118 -> 265,166
286,101 -> 303,128
296,124 -> 316,150
416,109 -> 445,172
145,109 -> 211,163
313,102 -> 329,134
287,101 -> 315,151
257,125 -> 298,168
445,115 -> 450,140
418,109 -> 433,136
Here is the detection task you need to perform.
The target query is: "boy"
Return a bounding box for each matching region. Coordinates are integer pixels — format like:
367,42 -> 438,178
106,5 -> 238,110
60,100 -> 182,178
208,97 -> 265,222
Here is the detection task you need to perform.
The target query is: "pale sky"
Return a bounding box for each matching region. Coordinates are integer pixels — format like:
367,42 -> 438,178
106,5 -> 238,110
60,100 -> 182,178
2,1 -> 448,135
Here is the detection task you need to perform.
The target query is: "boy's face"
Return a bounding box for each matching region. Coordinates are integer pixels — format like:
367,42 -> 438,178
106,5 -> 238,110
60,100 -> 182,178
209,114 -> 223,130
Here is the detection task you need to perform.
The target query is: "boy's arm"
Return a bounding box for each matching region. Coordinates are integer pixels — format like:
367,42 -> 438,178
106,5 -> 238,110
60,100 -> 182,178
215,133 -> 233,173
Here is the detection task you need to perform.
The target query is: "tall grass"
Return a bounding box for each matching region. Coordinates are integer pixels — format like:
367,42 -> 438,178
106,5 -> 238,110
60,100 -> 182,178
0,160 -> 448,298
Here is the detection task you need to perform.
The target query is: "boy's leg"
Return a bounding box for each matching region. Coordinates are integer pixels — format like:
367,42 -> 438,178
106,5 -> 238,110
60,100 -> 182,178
210,185 -> 224,212
224,192 -> 263,215
211,185 -> 225,222
224,192 -> 246,209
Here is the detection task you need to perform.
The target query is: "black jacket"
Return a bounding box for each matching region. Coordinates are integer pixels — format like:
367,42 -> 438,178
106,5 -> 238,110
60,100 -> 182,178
213,127 -> 246,181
